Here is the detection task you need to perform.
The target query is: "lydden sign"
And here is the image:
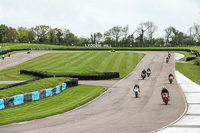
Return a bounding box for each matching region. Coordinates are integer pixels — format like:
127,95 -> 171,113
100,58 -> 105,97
85,44 -> 111,47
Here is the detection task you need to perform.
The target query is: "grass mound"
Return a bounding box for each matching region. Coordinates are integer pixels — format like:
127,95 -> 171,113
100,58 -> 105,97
0,85 -> 105,125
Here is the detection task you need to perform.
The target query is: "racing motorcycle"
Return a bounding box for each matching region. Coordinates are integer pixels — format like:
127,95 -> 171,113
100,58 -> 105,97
147,70 -> 151,77
141,73 -> 146,80
134,87 -> 140,98
166,57 -> 169,63
168,53 -> 171,59
162,93 -> 169,105
169,76 -> 173,84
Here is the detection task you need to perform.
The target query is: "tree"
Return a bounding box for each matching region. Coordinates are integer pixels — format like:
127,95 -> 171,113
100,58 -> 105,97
164,27 -> 174,46
192,23 -> 200,43
0,24 -> 8,43
145,21 -> 157,45
63,29 -> 78,45
34,25 -> 50,43
96,32 -> 103,44
90,33 -> 96,44
135,22 -> 149,47
5,27 -> 17,43
121,25 -> 130,46
16,27 -> 28,43
27,28 -> 35,43
54,28 -> 63,44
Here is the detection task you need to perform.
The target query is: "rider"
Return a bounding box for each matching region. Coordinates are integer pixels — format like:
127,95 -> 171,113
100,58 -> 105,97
141,69 -> 146,75
168,72 -> 174,79
166,56 -> 169,61
134,84 -> 140,92
161,86 -> 170,100
147,68 -> 151,73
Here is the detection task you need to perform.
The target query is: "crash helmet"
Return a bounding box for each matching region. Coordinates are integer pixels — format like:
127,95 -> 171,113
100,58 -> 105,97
162,86 -> 166,89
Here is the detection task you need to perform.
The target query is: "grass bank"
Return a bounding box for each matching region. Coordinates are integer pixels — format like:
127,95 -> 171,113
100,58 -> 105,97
176,62 -> 200,85
0,85 -> 105,125
0,52 -> 145,80
0,77 -> 69,99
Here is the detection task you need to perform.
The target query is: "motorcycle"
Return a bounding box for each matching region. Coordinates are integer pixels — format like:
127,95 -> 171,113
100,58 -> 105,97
141,73 -> 146,80
169,76 -> 173,84
168,54 -> 171,59
134,87 -> 140,98
147,70 -> 151,77
162,93 -> 169,105
166,57 -> 169,63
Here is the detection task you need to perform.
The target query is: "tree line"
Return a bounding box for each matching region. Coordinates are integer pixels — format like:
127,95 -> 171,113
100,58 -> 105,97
0,21 -> 200,47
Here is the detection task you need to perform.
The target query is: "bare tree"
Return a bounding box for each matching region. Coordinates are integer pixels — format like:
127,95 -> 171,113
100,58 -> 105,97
193,23 -> 200,42
145,21 -> 157,44
164,26 -> 174,46
96,32 -> 103,44
135,22 -> 149,47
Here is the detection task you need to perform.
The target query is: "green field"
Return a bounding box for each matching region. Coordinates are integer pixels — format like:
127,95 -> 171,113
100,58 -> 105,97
176,62 -> 200,85
0,77 -> 69,99
0,85 -> 105,125
0,51 -> 145,80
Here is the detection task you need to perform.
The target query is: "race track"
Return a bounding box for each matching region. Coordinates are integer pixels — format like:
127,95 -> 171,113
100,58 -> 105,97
0,51 -> 185,133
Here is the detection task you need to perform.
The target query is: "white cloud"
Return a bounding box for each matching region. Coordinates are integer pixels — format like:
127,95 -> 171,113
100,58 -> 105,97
0,0 -> 200,38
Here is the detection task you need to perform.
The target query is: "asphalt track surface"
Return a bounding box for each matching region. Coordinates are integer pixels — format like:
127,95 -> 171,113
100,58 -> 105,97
0,51 -> 185,133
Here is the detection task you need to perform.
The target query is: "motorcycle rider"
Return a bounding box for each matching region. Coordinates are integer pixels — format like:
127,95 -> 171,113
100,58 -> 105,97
168,51 -> 171,58
161,86 -> 170,100
134,84 -> 140,92
141,69 -> 146,75
166,57 -> 169,62
168,72 -> 174,79
147,68 -> 151,73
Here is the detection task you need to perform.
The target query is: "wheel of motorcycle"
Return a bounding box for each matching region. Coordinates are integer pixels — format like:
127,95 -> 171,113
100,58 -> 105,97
165,100 -> 168,105
135,92 -> 138,98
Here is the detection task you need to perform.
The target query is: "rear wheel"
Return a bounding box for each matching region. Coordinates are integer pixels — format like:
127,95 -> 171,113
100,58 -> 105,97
135,92 -> 138,98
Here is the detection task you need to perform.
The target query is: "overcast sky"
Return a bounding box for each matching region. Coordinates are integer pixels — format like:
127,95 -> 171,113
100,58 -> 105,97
0,0 -> 200,38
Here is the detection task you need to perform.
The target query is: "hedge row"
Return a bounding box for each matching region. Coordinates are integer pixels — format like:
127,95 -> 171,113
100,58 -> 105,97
20,70 -> 120,80
0,78 -> 39,90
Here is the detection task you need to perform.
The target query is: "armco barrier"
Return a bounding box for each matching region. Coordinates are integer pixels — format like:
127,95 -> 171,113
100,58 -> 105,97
20,70 -> 120,80
0,79 -> 78,110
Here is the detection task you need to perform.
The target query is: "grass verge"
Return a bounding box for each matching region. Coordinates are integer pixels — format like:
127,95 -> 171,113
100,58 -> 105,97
176,62 -> 200,85
0,84 -> 9,88
0,77 -> 69,99
0,85 -> 105,125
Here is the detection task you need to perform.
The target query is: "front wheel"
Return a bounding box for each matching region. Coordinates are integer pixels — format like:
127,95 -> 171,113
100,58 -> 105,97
164,99 -> 168,105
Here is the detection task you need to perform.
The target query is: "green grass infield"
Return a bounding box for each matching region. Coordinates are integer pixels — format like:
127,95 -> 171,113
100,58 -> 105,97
0,85 -> 105,125
0,51 -> 145,80
0,77 -> 70,99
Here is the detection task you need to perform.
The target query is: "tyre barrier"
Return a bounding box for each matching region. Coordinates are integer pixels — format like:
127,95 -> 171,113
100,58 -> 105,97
0,78 -> 78,110
0,77 -> 40,90
186,57 -> 196,61
20,70 -> 120,80
194,61 -> 200,65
